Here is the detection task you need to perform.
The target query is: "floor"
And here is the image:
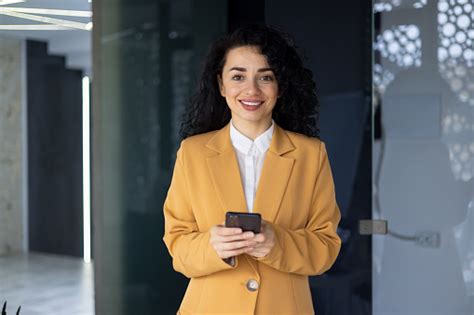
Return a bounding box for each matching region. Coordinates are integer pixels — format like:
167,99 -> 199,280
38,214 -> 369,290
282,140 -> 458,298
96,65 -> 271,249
0,253 -> 94,315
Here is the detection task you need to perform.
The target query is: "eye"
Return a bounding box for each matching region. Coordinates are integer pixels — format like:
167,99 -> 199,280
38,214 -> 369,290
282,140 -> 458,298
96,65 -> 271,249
260,75 -> 275,82
231,74 -> 244,81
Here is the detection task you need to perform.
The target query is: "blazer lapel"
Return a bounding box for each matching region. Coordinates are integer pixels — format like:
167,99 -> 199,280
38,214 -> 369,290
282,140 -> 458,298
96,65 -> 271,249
253,125 -> 295,223
206,123 -> 248,220
205,122 -> 296,225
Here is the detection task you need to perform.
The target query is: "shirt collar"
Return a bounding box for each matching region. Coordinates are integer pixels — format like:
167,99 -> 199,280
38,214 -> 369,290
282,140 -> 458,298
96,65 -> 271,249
230,119 -> 274,155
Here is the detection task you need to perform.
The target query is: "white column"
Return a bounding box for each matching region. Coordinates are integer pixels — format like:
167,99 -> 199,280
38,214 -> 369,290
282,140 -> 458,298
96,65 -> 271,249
0,37 -> 26,254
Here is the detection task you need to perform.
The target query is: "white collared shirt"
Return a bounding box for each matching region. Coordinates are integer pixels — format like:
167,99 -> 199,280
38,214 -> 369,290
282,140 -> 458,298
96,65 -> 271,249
230,119 -> 274,212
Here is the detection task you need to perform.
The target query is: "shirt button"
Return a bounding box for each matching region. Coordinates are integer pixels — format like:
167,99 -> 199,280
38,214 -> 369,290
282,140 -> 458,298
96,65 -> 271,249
246,279 -> 259,292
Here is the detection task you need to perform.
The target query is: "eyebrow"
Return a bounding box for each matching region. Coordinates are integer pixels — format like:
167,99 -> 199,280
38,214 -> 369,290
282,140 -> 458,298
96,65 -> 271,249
228,67 -> 274,72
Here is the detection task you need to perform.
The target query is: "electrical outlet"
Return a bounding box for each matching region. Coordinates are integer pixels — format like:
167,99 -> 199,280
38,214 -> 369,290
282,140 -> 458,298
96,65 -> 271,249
415,231 -> 441,248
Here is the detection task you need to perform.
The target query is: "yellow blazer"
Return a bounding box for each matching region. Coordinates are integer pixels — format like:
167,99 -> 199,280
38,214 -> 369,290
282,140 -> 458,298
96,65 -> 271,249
163,122 -> 341,315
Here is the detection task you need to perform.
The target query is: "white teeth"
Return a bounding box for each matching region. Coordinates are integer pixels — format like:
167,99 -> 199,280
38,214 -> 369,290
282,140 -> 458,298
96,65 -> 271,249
240,100 -> 263,106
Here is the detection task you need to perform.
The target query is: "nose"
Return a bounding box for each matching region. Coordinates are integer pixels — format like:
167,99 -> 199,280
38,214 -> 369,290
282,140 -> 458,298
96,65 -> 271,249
244,78 -> 261,96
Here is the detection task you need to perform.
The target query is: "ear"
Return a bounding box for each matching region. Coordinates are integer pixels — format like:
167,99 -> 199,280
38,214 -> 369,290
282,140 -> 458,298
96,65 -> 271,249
217,75 -> 225,97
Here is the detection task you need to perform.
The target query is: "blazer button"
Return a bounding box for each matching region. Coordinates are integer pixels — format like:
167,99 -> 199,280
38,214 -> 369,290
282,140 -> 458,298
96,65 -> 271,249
246,279 -> 259,292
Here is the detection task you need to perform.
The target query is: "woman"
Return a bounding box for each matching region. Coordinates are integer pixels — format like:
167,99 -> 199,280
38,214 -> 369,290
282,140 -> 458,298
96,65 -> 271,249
163,25 -> 341,315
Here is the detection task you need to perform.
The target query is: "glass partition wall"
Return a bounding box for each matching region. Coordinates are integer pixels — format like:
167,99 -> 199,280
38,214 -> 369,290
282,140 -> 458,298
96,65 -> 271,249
92,0 -> 373,313
92,0 -> 226,313
373,1 -> 474,314
92,0 -> 473,314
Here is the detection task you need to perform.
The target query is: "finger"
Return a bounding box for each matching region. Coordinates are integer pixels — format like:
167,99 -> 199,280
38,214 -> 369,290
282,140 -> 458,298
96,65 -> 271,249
220,246 -> 255,259
212,226 -> 243,236
215,240 -> 257,251
250,233 -> 266,243
248,248 -> 268,257
214,231 -> 254,243
251,242 -> 264,249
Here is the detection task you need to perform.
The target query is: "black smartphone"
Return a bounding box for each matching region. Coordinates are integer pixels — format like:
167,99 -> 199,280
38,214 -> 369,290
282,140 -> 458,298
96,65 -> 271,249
225,211 -> 261,234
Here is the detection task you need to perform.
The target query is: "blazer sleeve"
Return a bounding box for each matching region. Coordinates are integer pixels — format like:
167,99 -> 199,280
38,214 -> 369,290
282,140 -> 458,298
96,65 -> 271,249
162,143 -> 235,278
256,142 -> 342,275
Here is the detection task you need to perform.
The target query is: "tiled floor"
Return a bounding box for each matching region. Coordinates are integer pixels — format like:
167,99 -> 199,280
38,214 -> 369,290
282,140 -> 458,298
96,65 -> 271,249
0,253 -> 94,315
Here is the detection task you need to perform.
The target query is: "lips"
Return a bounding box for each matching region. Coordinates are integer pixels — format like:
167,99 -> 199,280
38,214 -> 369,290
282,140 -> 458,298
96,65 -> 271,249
239,99 -> 264,112
239,100 -> 264,106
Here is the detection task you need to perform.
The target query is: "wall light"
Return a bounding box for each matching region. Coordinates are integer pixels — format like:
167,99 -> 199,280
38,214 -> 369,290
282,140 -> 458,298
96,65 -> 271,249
0,10 -> 90,30
0,0 -> 25,5
82,76 -> 91,264
0,24 -> 70,30
0,7 -> 92,17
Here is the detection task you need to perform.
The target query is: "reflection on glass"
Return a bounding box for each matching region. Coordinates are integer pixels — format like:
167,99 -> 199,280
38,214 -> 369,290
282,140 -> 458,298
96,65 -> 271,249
93,0 -> 227,313
374,25 -> 422,94
438,3 -> 474,297
442,109 -> 473,182
373,0 -> 474,313
454,198 -> 474,296
374,0 -> 427,13
437,0 -> 474,106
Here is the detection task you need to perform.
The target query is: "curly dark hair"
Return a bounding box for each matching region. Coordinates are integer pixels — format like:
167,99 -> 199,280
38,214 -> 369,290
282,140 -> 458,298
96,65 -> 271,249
180,24 -> 319,140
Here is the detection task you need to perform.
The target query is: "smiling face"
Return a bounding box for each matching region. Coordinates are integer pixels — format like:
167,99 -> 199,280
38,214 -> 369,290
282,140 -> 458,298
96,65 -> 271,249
218,45 -> 278,137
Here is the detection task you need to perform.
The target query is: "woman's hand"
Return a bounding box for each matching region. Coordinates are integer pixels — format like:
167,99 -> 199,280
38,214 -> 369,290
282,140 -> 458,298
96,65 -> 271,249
247,221 -> 275,258
209,224 -> 257,259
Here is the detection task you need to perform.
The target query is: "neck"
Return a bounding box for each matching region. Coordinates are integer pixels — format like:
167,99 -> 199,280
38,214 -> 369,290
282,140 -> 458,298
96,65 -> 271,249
231,119 -> 272,140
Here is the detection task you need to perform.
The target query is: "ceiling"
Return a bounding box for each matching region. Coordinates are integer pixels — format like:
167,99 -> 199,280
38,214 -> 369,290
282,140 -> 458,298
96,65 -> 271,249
0,0 -> 92,76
